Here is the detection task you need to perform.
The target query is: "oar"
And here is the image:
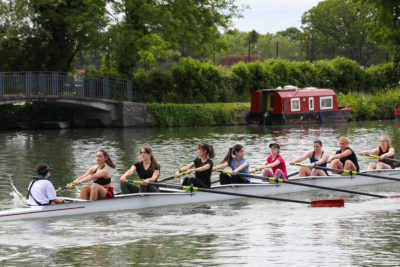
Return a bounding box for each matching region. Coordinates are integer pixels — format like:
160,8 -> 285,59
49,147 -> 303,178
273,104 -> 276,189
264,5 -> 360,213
56,182 -> 77,194
158,171 -> 189,183
361,153 -> 400,164
132,181 -> 344,207
293,163 -> 400,182
232,171 -> 399,199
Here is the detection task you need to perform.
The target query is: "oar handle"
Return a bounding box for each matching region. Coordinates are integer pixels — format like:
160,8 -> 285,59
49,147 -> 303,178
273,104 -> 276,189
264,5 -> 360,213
361,153 -> 398,163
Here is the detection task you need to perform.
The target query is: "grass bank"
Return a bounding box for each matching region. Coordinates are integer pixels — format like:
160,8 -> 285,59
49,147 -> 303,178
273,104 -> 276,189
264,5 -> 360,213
147,103 -> 250,127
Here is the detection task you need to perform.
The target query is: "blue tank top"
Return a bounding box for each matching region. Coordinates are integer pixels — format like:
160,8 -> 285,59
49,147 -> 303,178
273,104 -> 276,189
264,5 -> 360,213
310,151 -> 328,175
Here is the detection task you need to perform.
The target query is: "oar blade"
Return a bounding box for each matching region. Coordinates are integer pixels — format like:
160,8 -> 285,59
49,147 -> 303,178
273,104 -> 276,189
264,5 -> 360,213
311,199 -> 344,207
389,195 -> 400,198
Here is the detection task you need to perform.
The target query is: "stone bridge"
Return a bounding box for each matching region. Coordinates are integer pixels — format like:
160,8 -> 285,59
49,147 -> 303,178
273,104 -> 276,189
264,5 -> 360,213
0,72 -> 157,127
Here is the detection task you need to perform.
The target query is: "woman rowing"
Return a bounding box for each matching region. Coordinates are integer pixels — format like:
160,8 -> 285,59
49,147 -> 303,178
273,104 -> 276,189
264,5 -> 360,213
68,149 -> 116,200
174,142 -> 214,188
328,136 -> 359,174
359,136 -> 395,170
213,144 -> 250,184
120,146 -> 160,194
289,139 -> 329,176
253,143 -> 288,180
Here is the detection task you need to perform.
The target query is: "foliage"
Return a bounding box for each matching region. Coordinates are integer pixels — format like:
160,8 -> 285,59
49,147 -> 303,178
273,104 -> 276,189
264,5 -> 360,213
357,0 -> 400,73
337,89 -> 399,120
147,103 -> 248,127
302,0 -> 386,66
170,57 -> 225,103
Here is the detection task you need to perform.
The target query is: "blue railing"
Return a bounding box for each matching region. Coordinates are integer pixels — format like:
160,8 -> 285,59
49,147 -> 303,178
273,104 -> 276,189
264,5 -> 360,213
0,72 -> 132,101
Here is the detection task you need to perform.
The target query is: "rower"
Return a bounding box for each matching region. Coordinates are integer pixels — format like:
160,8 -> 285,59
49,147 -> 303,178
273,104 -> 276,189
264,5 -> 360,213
68,149 -> 116,200
359,136 -> 395,170
253,143 -> 288,180
328,136 -> 359,174
27,163 -> 68,205
289,139 -> 329,177
175,142 -> 214,188
119,146 -> 161,194
213,144 -> 250,184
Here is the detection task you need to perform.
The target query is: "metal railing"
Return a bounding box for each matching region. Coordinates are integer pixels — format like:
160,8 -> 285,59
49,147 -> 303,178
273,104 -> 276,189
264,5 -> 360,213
0,72 -> 132,101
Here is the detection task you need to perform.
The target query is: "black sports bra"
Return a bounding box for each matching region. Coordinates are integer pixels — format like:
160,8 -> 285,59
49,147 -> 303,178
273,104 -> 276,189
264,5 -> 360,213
93,166 -> 111,185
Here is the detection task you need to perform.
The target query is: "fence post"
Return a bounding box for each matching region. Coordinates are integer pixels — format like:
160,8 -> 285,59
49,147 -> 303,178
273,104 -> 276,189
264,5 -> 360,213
0,72 -> 3,96
39,73 -> 45,95
52,72 -> 58,95
127,80 -> 132,101
103,77 -> 109,99
76,74 -> 84,96
25,72 -> 32,95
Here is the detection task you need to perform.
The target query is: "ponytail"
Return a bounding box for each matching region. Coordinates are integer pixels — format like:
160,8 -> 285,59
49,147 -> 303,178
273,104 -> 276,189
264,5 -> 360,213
220,144 -> 243,164
99,149 -> 116,168
198,142 -> 215,158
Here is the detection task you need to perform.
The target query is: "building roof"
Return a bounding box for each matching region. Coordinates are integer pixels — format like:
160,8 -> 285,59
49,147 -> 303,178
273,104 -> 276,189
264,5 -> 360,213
218,55 -> 264,67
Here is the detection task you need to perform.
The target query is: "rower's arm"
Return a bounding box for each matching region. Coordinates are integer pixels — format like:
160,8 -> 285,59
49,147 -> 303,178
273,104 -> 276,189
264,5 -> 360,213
312,152 -> 330,167
266,160 -> 281,168
192,163 -> 211,173
175,162 -> 195,177
290,151 -> 312,165
213,162 -> 229,170
233,161 -> 249,173
383,147 -> 395,158
120,165 -> 137,182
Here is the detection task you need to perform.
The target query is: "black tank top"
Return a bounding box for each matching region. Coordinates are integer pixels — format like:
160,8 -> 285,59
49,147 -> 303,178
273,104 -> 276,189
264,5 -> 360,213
336,147 -> 359,172
93,166 -> 111,185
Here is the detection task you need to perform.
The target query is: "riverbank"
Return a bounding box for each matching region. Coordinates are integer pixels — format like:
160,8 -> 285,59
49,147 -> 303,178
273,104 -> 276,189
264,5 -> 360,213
0,89 -> 398,129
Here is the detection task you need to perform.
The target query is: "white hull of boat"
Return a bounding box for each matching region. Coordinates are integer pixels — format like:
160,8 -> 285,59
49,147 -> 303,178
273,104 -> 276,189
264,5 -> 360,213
1,169 -> 399,221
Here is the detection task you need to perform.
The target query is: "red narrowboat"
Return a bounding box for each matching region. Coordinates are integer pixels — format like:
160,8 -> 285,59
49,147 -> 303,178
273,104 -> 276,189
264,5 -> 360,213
247,86 -> 352,125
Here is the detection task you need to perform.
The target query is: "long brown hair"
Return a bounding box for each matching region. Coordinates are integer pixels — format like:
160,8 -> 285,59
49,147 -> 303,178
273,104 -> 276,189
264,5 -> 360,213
98,149 -> 116,168
139,146 -> 159,171
198,142 -> 215,158
220,144 -> 243,164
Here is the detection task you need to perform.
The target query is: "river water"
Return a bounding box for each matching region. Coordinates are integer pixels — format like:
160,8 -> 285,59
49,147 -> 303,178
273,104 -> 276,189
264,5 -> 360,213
1,121 -> 400,266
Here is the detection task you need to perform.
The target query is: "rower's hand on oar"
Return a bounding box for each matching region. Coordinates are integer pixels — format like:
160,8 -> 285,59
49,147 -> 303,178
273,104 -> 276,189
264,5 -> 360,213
66,182 -> 76,189
289,161 -> 295,165
142,178 -> 151,186
120,176 -> 127,183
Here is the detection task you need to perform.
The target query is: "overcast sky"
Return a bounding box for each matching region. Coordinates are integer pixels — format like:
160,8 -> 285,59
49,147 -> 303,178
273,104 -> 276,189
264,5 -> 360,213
232,0 -> 323,34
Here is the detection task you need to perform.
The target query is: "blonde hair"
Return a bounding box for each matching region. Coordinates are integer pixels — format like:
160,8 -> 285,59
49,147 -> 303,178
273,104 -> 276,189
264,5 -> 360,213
339,136 -> 350,147
378,136 -> 391,150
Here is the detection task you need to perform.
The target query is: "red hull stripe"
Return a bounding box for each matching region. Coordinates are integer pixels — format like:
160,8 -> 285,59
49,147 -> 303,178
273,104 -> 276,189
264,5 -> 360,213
0,206 -> 86,218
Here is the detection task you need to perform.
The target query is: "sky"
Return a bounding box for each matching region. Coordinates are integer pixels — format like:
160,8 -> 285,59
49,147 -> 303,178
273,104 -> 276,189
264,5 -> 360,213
232,0 -> 323,34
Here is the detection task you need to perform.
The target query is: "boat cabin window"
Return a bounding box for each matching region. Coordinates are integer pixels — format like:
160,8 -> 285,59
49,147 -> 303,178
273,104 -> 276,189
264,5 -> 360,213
320,96 -> 333,110
291,98 -> 300,111
309,97 -> 314,110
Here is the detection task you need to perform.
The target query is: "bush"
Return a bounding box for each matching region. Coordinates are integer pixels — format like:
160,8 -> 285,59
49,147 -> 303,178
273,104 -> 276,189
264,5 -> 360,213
337,89 -> 399,120
147,103 -> 248,127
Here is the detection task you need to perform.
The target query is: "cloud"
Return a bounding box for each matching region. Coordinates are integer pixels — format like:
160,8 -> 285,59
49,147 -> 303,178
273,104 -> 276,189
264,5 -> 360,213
232,0 -> 322,34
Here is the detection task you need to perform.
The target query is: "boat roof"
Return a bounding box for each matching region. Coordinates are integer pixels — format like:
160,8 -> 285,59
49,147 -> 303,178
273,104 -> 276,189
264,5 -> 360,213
260,87 -> 336,98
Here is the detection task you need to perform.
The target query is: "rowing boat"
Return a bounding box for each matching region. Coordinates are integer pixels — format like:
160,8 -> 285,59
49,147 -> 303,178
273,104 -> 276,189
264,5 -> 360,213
1,169 -> 399,221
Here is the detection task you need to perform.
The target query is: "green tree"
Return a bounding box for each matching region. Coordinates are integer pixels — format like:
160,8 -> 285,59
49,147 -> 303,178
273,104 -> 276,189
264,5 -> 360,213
0,0 -> 109,72
247,30 -> 259,60
356,0 -> 400,74
302,0 -> 386,66
111,0 -> 241,77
